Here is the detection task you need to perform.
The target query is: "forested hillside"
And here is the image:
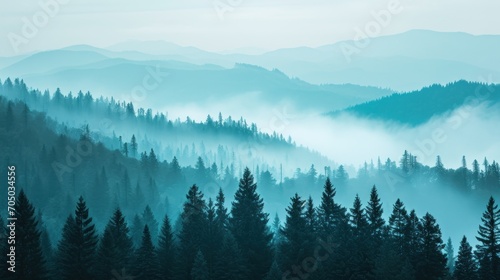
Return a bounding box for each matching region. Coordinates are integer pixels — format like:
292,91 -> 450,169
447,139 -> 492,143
2,79 -> 500,279
333,81 -> 500,126
0,77 -> 332,178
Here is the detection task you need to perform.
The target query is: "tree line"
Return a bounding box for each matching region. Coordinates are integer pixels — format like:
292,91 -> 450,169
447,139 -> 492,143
1,168 -> 497,280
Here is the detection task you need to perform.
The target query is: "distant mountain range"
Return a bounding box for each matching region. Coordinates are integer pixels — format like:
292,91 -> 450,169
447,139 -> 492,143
0,30 -> 498,107
0,49 -> 392,113
332,80 -> 500,126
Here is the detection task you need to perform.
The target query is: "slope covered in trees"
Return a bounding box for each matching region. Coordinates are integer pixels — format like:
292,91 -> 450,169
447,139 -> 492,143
1,92 -> 500,244
0,77 -> 332,178
332,80 -> 500,126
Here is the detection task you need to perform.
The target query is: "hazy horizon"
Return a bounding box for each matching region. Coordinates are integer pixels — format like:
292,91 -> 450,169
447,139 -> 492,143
2,0 -> 500,56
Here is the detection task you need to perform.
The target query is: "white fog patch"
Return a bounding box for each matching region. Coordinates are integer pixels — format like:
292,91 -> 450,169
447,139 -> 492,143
157,98 -> 500,172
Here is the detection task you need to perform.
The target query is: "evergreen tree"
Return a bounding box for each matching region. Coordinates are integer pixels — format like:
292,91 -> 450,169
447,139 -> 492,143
271,213 -> 283,250
95,208 -> 134,279
56,196 -> 98,280
454,236 -> 478,280
122,142 -> 129,157
134,225 -> 160,279
404,210 -> 421,268
195,156 -> 207,184
389,198 -> 408,252
130,134 -> 138,158
349,194 -> 373,279
191,250 -> 209,280
229,168 -> 273,280
472,159 -> 481,188
366,185 -> 385,238
177,185 -> 208,280
142,205 -> 159,245
445,237 -> 455,275
280,193 -> 307,270
205,198 -> 220,278
169,156 -> 183,186
158,215 -> 176,280
37,212 -> 53,277
415,213 -> 446,280
316,178 -> 349,280
350,194 -> 369,233
304,196 -> 318,261
317,177 -> 343,234
215,188 -> 228,230
149,148 -> 159,173
335,165 -> 349,186
6,190 -> 46,279
476,196 -> 500,280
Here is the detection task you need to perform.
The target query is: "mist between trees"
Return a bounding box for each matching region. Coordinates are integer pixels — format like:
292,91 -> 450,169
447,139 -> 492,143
1,78 -> 500,279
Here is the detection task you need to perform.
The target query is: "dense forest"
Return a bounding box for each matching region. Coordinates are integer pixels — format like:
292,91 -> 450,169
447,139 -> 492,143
0,169 -> 498,280
0,77 -> 332,178
333,81 -> 500,126
2,78 -> 500,279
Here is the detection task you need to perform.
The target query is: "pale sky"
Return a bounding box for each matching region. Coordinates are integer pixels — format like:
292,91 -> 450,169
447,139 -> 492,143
1,0 -> 499,56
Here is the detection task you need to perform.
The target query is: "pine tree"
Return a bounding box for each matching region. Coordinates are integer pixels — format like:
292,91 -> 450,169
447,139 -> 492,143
304,196 -> 318,262
350,194 -> 369,233
349,194 -> 373,279
229,167 -> 273,280
142,205 -> 159,245
37,212 -> 53,277
95,208 -> 134,279
205,198 -> 220,277
335,165 -> 349,186
316,178 -> 349,280
215,188 -> 228,230
169,156 -> 183,186
122,142 -> 129,157
191,250 -> 209,280
305,196 -> 317,234
56,196 -> 98,280
134,225 -> 160,279
404,210 -> 421,268
415,213 -> 446,280
445,237 -> 455,275
130,134 -> 138,158
389,198 -> 408,252
177,185 -> 208,280
6,190 -> 46,279
280,193 -> 307,270
195,156 -> 207,184
149,148 -> 159,173
476,196 -> 500,280
158,215 -> 176,280
366,185 -> 385,238
57,215 -> 77,279
317,177 -> 344,234
454,236 -> 478,280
